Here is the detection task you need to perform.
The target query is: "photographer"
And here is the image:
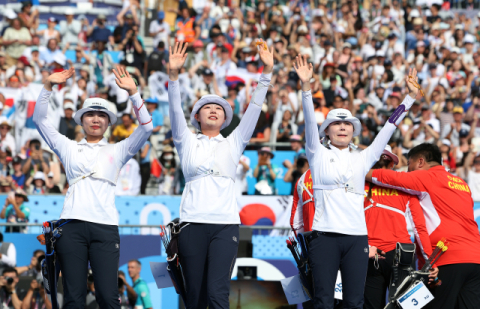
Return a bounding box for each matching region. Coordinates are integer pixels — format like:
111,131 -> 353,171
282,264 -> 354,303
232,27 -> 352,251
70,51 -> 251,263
21,278 -> 63,309
0,189 -> 30,233
16,250 -> 43,277
118,270 -> 136,309
0,267 -> 21,309
117,25 -> 145,73
21,140 -> 49,177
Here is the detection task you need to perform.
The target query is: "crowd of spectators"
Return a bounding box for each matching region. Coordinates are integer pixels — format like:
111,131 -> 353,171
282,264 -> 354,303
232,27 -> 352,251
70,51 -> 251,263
0,0 -> 478,200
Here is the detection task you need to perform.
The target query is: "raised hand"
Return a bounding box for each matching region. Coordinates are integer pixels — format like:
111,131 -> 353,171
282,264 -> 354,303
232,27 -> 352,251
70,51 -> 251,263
256,39 -> 274,75
46,68 -> 74,89
405,67 -> 420,99
169,41 -> 188,71
293,54 -> 313,84
113,66 -> 138,96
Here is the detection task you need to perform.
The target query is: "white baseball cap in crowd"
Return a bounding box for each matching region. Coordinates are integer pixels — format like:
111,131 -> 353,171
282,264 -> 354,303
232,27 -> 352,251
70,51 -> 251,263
53,53 -> 66,66
3,9 -> 17,20
464,34 -> 475,44
442,139 -> 452,147
318,109 -> 361,138
74,98 -> 117,126
63,102 -> 76,111
190,95 -> 233,131
65,8 -> 75,16
382,145 -> 399,165
451,47 -> 461,54
33,171 -> 46,183
409,9 -> 420,18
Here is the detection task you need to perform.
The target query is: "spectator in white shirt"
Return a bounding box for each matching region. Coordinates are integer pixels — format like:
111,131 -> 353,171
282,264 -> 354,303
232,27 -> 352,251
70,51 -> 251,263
59,8 -> 81,46
0,118 -> 15,157
149,11 -> 171,51
0,233 -> 16,274
115,157 -> 141,196
441,106 -> 471,147
235,154 -> 250,196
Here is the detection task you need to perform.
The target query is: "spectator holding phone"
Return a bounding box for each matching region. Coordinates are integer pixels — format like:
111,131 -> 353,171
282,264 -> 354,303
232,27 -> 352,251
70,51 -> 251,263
0,268 -> 21,309
253,147 -> 277,195
0,188 -> 30,233
21,140 -> 49,177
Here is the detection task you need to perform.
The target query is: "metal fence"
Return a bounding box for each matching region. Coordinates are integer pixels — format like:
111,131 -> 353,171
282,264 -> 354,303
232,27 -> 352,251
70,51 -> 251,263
0,223 -> 291,236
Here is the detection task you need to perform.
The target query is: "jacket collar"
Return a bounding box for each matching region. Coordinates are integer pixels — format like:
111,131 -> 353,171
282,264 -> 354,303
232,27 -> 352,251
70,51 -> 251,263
78,138 -> 109,146
196,133 -> 225,141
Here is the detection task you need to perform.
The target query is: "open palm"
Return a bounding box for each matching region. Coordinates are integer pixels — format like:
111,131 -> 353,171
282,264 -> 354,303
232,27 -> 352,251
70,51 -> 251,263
405,67 -> 420,97
47,68 -> 74,85
169,41 -> 188,71
293,54 -> 313,83
113,66 -> 137,96
256,39 -> 274,71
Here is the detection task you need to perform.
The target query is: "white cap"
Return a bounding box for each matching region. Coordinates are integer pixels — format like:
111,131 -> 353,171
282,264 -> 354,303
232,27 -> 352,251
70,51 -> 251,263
313,9 -> 324,17
451,47 -> 461,54
63,102 -> 76,111
297,25 -> 308,33
33,171 -> 46,182
409,9 -> 420,18
455,24 -> 464,30
65,8 -> 75,16
64,93 -> 76,103
74,97 -> 117,126
439,22 -> 450,30
190,95 -> 233,131
318,109 -> 361,138
3,9 -> 17,20
477,11 -> 480,18
382,145 -> 399,165
376,49 -> 385,57
464,34 -> 475,44
47,171 -> 54,178
442,139 -> 451,147
53,53 -> 66,66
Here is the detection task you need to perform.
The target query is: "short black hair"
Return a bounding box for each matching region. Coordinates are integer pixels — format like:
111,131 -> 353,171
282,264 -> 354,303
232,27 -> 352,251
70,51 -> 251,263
129,259 -> 141,266
158,41 -> 165,49
408,143 -> 442,165
30,139 -> 41,146
0,232 -> 3,243
2,267 -> 17,276
34,249 -> 44,256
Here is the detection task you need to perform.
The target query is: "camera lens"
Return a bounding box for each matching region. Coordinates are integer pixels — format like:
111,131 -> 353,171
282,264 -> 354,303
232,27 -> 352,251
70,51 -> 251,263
6,277 -> 13,284
118,277 -> 124,289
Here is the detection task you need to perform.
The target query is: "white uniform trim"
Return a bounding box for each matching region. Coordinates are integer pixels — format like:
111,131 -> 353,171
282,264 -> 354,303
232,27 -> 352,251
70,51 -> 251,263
364,201 -> 406,216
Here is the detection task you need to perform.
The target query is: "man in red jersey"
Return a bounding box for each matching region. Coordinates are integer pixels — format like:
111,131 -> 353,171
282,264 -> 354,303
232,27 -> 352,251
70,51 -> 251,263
367,143 -> 480,309
364,145 -> 435,309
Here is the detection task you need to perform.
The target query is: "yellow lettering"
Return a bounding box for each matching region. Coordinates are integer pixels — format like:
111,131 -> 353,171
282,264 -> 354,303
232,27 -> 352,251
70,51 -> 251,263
448,182 -> 454,189
305,182 -> 312,190
391,189 -> 399,196
382,188 -> 390,196
372,188 -> 378,196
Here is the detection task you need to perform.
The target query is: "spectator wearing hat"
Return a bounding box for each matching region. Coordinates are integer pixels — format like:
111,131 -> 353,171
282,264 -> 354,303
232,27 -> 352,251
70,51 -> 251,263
11,157 -> 26,189
46,171 -> 61,194
3,18 -> 32,67
0,188 -> 30,233
185,40 -> 207,70
149,11 -> 171,50
86,14 -> 112,44
26,171 -> 46,195
413,104 -> 440,141
254,147 -> 277,195
0,117 -> 15,157
442,106 -> 474,147
145,98 -> 163,134
36,17 -> 61,46
192,67 -> 221,97
21,139 -> 50,177
111,113 -> 138,142
59,8 -> 82,46
117,5 -> 139,40
58,98 -> 77,140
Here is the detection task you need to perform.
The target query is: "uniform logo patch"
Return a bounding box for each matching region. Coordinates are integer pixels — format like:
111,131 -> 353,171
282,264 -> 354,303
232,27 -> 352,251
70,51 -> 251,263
364,247 -> 368,253
330,158 -> 334,162
233,236 -> 237,242
115,243 -> 119,249
141,292 -> 147,297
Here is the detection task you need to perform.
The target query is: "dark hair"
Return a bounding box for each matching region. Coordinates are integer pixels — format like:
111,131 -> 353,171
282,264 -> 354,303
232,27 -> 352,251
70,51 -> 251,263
408,143 -> 442,165
30,139 -> 41,147
33,249 -> 44,256
129,259 -> 141,266
372,156 -> 393,169
158,41 -> 165,49
2,267 -> 17,276
0,232 -> 3,243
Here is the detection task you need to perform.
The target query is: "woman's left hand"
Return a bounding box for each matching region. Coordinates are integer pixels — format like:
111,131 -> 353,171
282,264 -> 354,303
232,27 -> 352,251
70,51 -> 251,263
256,39 -> 274,75
113,66 -> 138,96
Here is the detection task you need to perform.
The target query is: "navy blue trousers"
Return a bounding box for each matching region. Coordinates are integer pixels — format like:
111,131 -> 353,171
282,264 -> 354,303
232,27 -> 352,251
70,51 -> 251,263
178,223 -> 239,309
308,232 -> 369,309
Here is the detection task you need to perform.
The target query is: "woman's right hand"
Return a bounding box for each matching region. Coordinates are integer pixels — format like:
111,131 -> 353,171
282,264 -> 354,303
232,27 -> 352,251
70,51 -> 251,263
293,54 -> 313,84
169,41 -> 188,71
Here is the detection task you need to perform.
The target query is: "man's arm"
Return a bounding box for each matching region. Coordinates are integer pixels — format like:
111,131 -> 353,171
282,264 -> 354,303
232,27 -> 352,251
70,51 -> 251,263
366,169 -> 428,194
408,195 -> 434,260
2,243 -> 16,267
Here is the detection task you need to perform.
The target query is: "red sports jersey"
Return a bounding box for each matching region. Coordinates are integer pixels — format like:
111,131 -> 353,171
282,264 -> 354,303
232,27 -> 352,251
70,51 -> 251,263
372,166 -> 480,267
364,183 -> 433,260
290,169 -> 315,235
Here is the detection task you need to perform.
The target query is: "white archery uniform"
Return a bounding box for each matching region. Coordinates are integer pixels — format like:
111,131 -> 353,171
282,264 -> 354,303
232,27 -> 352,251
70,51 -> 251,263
33,88 -> 153,225
168,73 -> 272,224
